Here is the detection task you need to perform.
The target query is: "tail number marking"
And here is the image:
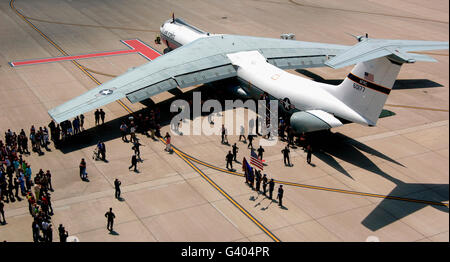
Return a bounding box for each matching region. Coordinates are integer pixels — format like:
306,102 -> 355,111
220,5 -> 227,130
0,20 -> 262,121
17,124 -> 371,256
353,83 -> 365,92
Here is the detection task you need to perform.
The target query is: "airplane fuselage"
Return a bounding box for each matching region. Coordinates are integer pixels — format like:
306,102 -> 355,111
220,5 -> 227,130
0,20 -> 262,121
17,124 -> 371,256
228,51 -> 369,125
160,18 -> 369,126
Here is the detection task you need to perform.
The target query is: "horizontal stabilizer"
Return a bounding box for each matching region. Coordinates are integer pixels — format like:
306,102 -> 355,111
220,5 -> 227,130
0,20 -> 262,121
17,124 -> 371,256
325,38 -> 448,69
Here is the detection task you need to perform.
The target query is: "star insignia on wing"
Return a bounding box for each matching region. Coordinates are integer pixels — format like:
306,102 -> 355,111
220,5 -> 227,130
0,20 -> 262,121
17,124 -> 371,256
99,89 -> 113,95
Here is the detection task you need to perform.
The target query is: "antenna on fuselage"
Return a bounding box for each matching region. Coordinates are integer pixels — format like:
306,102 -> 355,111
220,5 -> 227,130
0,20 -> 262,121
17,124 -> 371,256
172,12 -> 175,23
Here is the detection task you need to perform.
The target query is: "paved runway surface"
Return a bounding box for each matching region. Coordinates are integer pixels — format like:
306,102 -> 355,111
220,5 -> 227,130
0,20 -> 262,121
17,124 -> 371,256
0,0 -> 448,242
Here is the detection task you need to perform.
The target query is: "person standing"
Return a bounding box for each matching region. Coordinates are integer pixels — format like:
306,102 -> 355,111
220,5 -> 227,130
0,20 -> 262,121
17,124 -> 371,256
41,220 -> 49,241
0,201 -> 5,224
164,132 -> 171,152
94,109 -> 100,126
80,114 -> 85,131
58,224 -> 68,242
120,122 -> 128,142
99,109 -> 106,125
226,151 -> 234,170
262,174 -> 268,196
277,185 -> 284,207
247,134 -> 254,149
32,220 -> 40,242
129,124 -> 137,143
132,140 -> 142,160
257,146 -> 265,160
105,208 -> 116,231
306,144 -> 313,165
255,169 -> 262,192
95,142 -> 102,160
45,170 -> 53,192
114,179 -> 121,199
129,154 -> 138,172
26,192 -> 35,215
46,192 -> 54,215
47,223 -> 53,242
281,146 -> 291,166
79,158 -> 87,180
100,142 -> 106,161
13,177 -> 19,199
268,178 -> 275,200
221,125 -> 226,144
232,143 -> 239,162
19,174 -> 26,196
239,125 -> 246,143
248,167 -> 255,190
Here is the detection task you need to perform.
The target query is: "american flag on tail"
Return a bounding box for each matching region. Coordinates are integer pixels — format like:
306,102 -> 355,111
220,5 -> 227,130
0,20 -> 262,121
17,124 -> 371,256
364,72 -> 374,82
250,150 -> 264,170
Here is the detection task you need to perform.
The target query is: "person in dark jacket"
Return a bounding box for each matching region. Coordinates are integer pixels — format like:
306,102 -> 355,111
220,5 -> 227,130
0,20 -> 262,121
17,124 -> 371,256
129,154 -> 138,172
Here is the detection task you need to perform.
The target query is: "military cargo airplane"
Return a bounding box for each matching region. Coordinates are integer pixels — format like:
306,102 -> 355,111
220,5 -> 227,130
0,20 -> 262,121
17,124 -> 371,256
48,16 -> 448,134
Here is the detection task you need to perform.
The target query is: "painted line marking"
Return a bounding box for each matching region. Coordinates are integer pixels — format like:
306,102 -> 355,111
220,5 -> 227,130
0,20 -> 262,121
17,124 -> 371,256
174,146 -> 448,208
211,203 -> 239,229
384,104 -> 449,112
121,39 -> 162,61
10,39 -> 160,67
11,0 -> 280,240
162,138 -> 281,242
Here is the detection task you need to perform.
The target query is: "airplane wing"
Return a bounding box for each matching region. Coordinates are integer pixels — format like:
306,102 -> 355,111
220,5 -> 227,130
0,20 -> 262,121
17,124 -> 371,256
325,38 -> 449,69
49,34 -> 349,123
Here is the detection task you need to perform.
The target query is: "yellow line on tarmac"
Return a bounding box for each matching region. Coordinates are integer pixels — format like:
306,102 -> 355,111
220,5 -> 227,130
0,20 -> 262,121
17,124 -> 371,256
161,138 -> 281,242
12,0 -> 281,239
176,148 -> 449,208
385,104 -> 449,112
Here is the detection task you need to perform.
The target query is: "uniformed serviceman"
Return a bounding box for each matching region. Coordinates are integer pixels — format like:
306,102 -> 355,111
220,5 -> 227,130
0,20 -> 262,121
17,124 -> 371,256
247,134 -> 254,149
268,178 -> 275,200
232,143 -> 239,162
307,144 -> 313,165
248,167 -> 255,189
281,146 -> 291,166
255,169 -> 262,192
226,151 -> 234,170
262,174 -> 268,196
257,146 -> 265,160
277,185 -> 284,207
221,125 -> 227,144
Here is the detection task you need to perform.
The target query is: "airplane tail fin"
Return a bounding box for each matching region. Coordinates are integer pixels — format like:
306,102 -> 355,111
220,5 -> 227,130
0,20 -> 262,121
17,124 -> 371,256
325,38 -> 448,125
335,57 -> 401,125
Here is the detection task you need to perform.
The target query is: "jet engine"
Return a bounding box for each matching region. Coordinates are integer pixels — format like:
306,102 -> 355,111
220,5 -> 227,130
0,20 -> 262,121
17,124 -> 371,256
289,110 -> 343,134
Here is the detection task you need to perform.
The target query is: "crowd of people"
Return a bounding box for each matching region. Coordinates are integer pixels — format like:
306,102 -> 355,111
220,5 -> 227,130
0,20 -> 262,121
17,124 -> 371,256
1,92 -> 316,241
119,108 -> 162,143
48,114 -> 85,146
0,126 -> 66,241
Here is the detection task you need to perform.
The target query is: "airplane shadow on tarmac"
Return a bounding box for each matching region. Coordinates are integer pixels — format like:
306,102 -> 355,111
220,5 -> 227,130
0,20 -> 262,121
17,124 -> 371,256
56,83 -> 237,154
308,131 -> 449,231
296,69 -> 444,90
56,83 -> 448,232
